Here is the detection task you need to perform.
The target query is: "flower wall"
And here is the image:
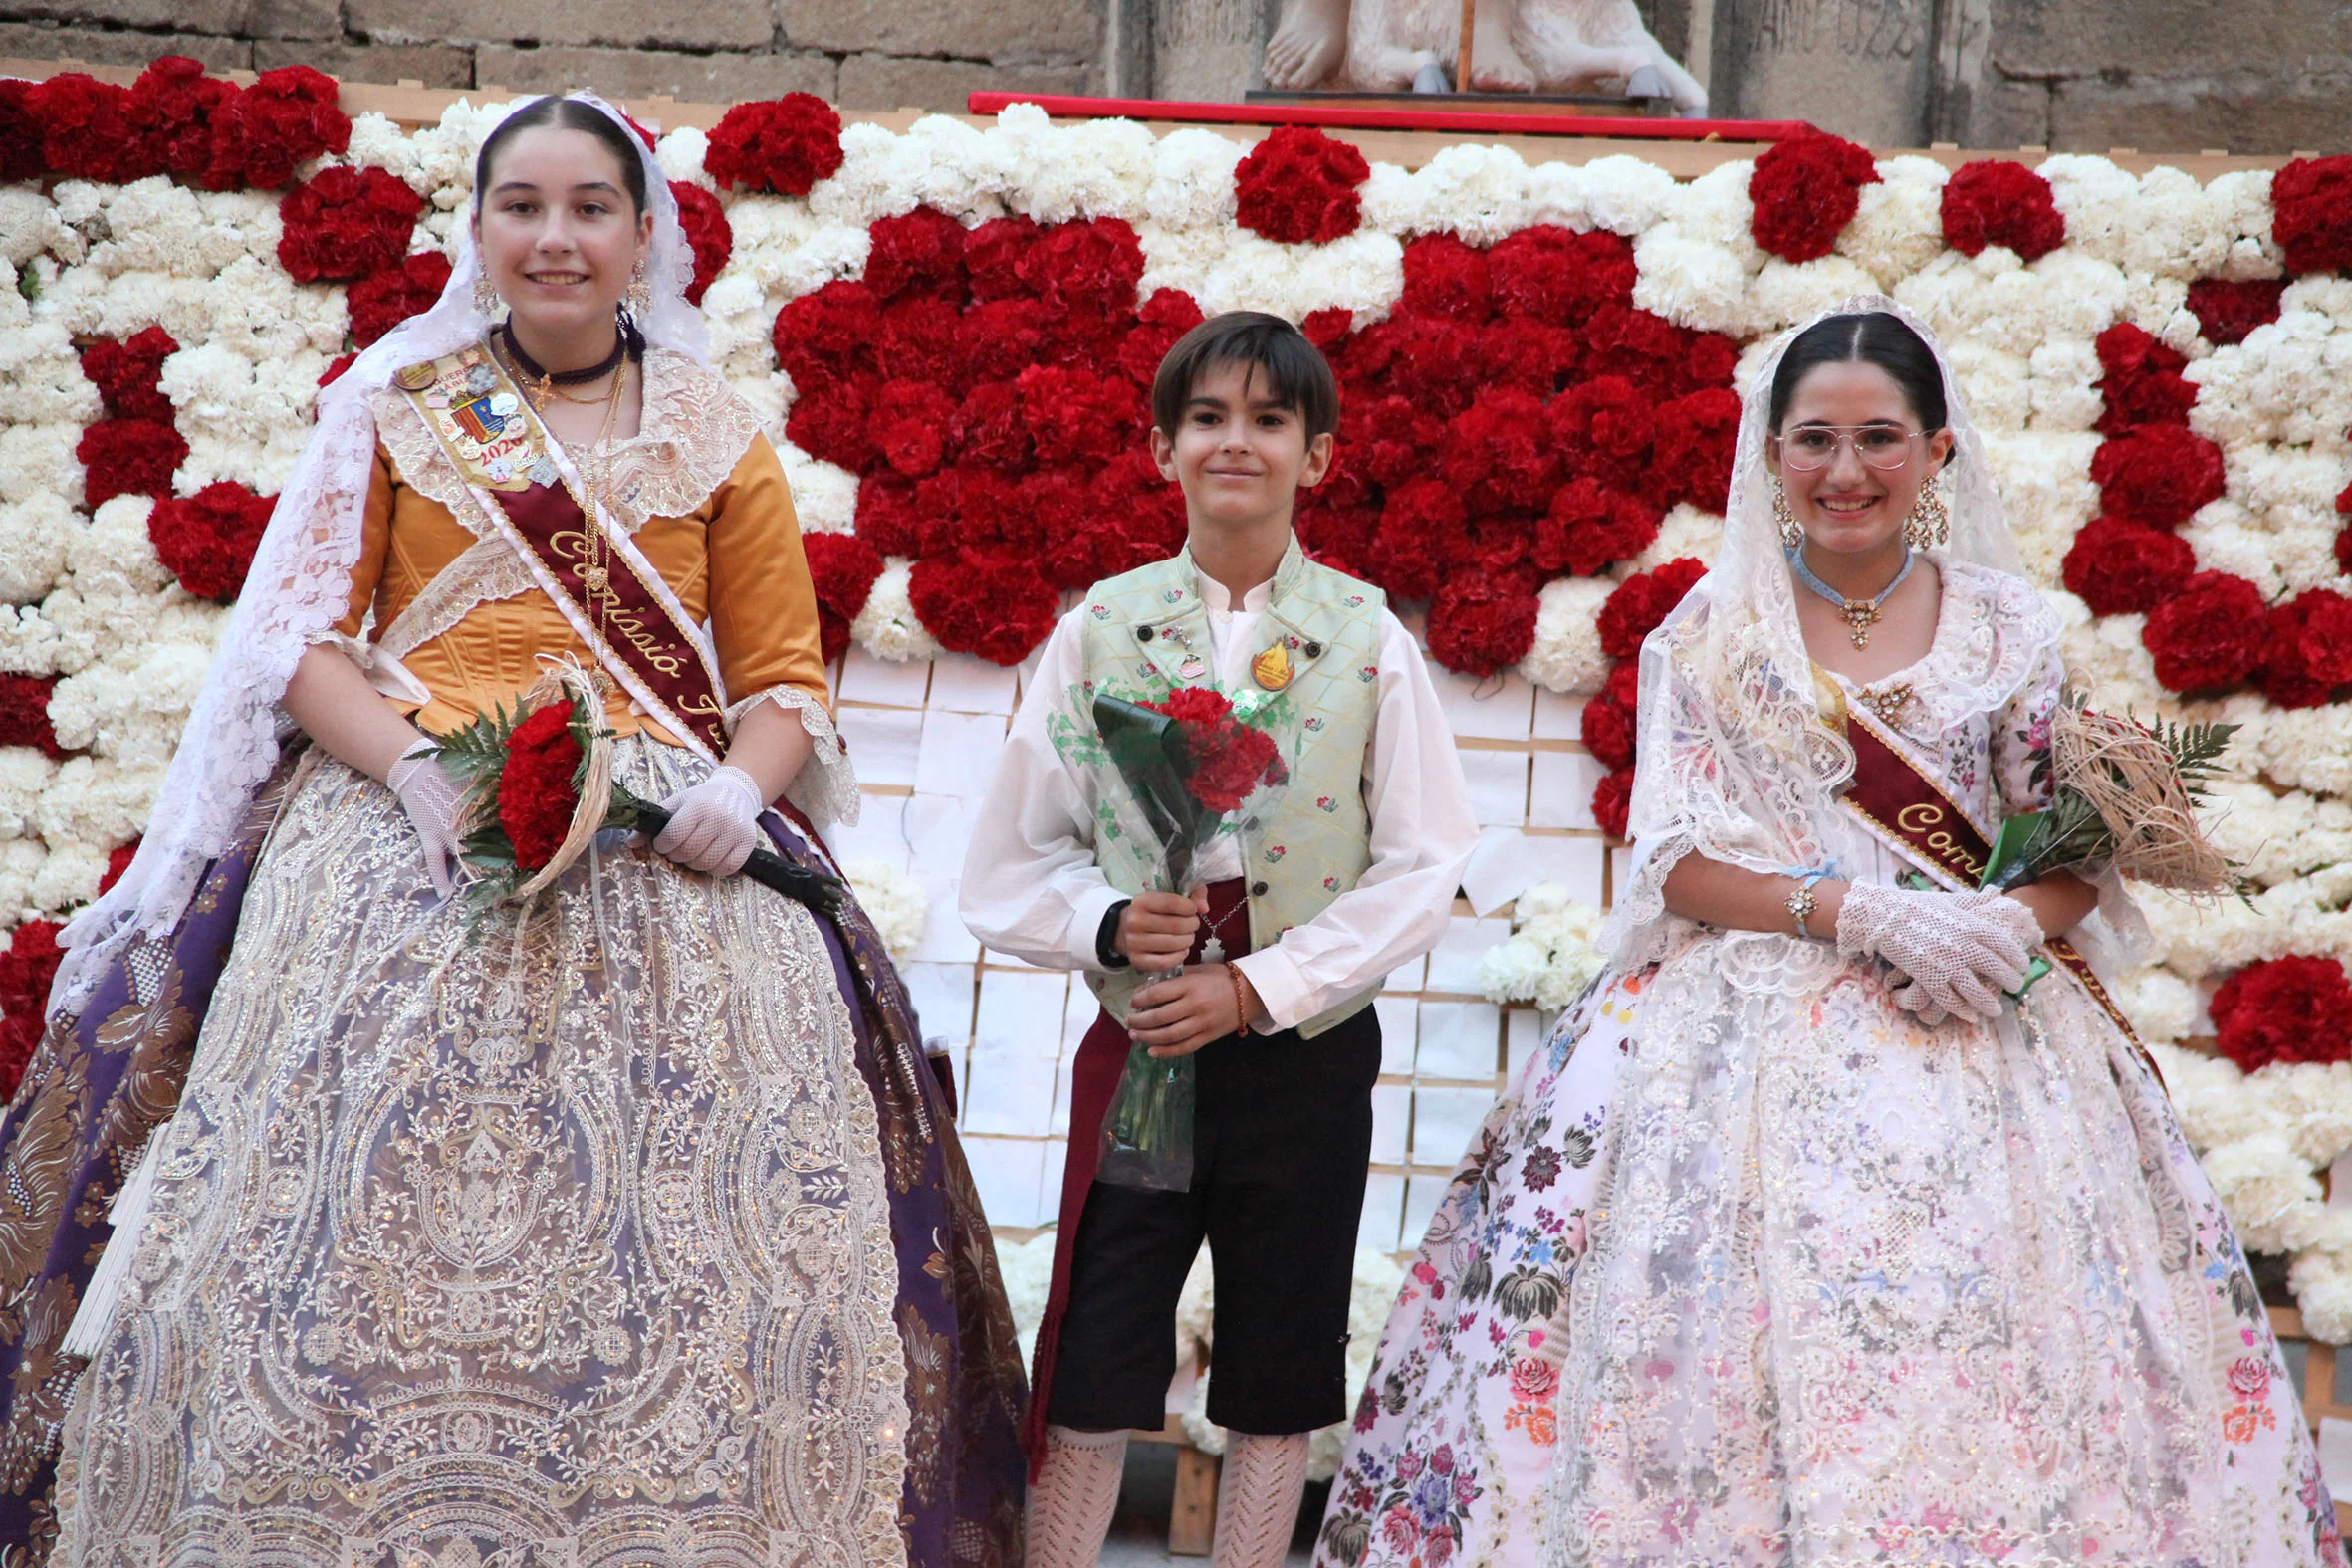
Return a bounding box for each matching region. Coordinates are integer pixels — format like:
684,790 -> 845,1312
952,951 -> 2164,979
5,65 -> 2352,1327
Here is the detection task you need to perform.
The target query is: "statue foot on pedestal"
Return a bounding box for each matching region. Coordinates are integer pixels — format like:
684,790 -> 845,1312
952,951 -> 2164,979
1264,0 -> 1351,90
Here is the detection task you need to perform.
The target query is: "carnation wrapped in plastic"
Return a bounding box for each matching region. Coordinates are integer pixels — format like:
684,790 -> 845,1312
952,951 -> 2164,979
1058,684 -> 1292,1192
428,659 -> 842,914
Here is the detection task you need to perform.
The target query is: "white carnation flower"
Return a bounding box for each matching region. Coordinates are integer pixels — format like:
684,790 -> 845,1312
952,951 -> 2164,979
0,424 -> 84,510
0,606 -> 62,678
2201,1131 -> 2323,1253
1836,155 -> 1946,288
70,496 -> 171,597
904,114 -> 1012,221
851,560 -> 941,663
782,446 -> 860,534
1630,225 -> 1745,334
0,749 -> 58,841
2035,154 -> 2142,271
0,188 -> 67,268
30,838 -> 106,916
0,321 -> 100,425
1517,576 -> 1614,695
1741,253 -> 1880,335
1620,504 -> 1722,575
1360,145 -> 1530,242
655,125 -> 712,189
0,494 -> 77,605
1572,154 -> 1677,237
2025,339 -> 2103,432
1667,159 -> 1761,264
0,837 -> 42,918
843,856 -> 930,958
1145,128 -> 1243,231
1945,341 -> 2030,434
2110,966 -> 2204,1044
2206,169 -> 2283,280
345,111 -> 424,189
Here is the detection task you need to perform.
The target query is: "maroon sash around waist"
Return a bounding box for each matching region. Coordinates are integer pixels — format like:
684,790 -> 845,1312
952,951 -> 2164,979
1839,707 -> 2144,1052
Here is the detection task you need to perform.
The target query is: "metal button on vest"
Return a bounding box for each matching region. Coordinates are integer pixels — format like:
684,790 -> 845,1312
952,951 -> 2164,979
1250,880 -> 1269,897
1304,641 -> 1322,657
1136,625 -> 1155,642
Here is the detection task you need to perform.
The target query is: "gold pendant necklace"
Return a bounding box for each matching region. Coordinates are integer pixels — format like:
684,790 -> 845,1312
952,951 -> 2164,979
1788,545 -> 1915,650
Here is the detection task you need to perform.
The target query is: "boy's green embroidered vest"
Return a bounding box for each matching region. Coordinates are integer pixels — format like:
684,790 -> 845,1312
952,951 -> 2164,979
1080,541 -> 1385,1039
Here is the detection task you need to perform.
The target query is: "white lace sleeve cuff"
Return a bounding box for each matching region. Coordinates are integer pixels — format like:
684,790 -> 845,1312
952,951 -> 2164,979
728,685 -> 860,829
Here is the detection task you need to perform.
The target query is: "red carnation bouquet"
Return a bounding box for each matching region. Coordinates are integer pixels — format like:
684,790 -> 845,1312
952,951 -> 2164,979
429,661 -> 841,913
1059,683 -> 1292,1191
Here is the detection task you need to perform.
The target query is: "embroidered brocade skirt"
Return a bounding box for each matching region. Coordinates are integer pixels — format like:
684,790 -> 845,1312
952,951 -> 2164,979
1321,937 -> 2346,1568
35,738 -> 1023,1568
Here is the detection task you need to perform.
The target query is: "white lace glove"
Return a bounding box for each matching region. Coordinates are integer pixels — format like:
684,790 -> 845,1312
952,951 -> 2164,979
652,765 -> 766,875
1834,882 -> 2040,1025
385,739 -> 463,898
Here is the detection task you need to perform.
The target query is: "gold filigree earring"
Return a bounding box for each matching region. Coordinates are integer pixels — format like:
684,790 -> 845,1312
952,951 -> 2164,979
1905,481 -> 1951,549
472,273 -> 499,316
1771,473 -> 1803,550
624,261 -> 651,319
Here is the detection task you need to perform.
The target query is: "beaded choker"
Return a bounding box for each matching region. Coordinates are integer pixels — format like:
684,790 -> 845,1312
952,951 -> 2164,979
1787,545 -> 1914,649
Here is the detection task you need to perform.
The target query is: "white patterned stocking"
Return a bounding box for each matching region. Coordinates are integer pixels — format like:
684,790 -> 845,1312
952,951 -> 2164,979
1026,1425 -> 1129,1568
1212,1431 -> 1310,1568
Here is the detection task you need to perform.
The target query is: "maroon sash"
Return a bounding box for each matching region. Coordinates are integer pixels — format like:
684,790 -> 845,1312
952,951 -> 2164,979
1839,707 -> 2144,1050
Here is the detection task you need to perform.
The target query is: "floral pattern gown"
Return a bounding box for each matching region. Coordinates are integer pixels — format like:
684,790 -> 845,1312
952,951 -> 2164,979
1319,563 -> 2344,1568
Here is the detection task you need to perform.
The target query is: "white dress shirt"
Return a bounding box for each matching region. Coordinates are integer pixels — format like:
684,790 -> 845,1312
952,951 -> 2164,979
959,568 -> 1480,1033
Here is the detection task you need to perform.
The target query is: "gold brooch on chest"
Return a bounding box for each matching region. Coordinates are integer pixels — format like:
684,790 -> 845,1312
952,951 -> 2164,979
1252,642 -> 1294,692
1858,682 -> 1915,725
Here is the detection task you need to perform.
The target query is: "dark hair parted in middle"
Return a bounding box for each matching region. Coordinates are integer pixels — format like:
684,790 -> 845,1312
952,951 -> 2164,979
1152,311 -> 1342,441
1767,311 -> 1951,451
474,96 -> 650,218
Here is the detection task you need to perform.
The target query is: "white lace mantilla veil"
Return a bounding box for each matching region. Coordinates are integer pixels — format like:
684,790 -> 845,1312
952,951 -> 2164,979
1605,293 -> 2063,971
49,93 -> 718,1016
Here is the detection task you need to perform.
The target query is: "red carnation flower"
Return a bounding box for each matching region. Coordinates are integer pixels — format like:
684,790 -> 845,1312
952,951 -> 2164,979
864,205 -> 967,302
1477,320 -> 1581,397
25,73 -> 153,184
1537,477 -> 1660,577
802,531 -> 884,663
705,93 -> 843,196
499,705 -> 584,873
2141,571 -> 2268,692
773,279 -> 881,397
80,327 -> 179,421
2186,278 -> 2287,346
670,182 -> 732,306
1119,288 -> 1206,388
1651,388 -> 1742,514
0,919 -> 65,1101
1940,160 -> 2066,262
1297,495 -> 1380,577
2094,321 -> 2197,433
2261,587 -> 2352,707
346,251 -> 453,348
620,113 -> 657,151
852,471 -> 922,558
1302,306 -> 1353,349
2061,516 -> 2195,615
908,551 -> 1059,665
1234,124 -> 1370,245
1145,687 -> 1285,813
1582,305 -> 1695,402
1487,226 -> 1636,326
0,80 -> 39,184
1367,478 -> 1468,601
1580,689 -> 1635,771
277,166 -> 422,284
98,839 -> 139,897
149,481 -> 275,601
2211,955 -> 2352,1072
2091,423 -> 2225,529
79,420 -> 188,510
1018,363 -> 1143,465
1399,233 -> 1493,324
949,380 -> 1032,472
1443,388 -> 1557,514
875,295 -> 972,398
865,378 -> 961,478
1683,331 -> 1741,392
319,352 -> 357,389
2270,156 -> 2352,276
206,64 -> 349,189
1427,565 -> 1541,679
0,674 -> 64,759
125,56 -> 234,186
1748,130 -> 1879,264
1340,394 -> 1443,489
1018,218 -> 1146,316
1597,558 -> 1706,660
963,215 -> 1039,301
1549,375 -> 1654,489
1605,656 -> 1639,711
786,374 -> 878,473
1591,768 -> 1634,839
1343,315 -> 1481,417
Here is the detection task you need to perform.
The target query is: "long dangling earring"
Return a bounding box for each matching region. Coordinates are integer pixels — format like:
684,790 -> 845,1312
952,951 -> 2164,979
472,273 -> 499,317
1905,481 -> 1951,550
1771,473 -> 1803,550
624,261 -> 651,322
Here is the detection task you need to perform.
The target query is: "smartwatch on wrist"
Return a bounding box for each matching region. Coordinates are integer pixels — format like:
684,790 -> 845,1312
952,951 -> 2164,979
1096,900 -> 1132,970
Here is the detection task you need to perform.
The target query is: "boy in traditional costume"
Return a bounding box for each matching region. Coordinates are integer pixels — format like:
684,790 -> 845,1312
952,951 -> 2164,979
962,312 -> 1479,1568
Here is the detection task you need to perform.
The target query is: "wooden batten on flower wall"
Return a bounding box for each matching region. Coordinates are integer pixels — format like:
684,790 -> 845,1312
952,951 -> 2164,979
4,58 -> 2352,1366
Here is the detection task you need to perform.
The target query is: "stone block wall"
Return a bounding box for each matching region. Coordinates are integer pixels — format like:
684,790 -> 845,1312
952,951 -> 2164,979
0,0 -> 1104,108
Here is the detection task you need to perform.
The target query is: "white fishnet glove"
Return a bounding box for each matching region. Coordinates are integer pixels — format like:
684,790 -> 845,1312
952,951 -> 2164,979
385,740 -> 463,898
652,765 -> 766,875
1835,882 -> 2040,1025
